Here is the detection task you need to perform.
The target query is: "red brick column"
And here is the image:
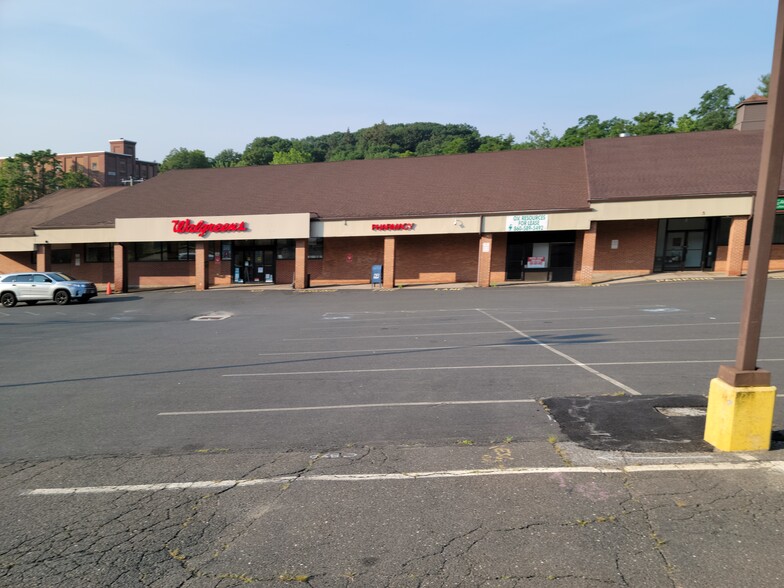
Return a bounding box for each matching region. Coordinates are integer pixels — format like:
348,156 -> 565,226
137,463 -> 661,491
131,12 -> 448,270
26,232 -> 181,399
36,244 -> 51,272
383,236 -> 396,288
113,243 -> 128,293
195,241 -> 209,291
726,216 -> 749,277
294,238 -> 308,289
579,222 -> 598,286
477,234 -> 493,287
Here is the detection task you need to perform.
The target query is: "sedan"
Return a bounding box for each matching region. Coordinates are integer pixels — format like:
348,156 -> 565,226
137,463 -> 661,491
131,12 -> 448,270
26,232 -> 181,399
0,272 -> 98,307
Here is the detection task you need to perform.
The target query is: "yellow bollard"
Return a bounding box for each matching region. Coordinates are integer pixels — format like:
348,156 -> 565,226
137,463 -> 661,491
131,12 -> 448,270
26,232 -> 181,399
704,378 -> 776,452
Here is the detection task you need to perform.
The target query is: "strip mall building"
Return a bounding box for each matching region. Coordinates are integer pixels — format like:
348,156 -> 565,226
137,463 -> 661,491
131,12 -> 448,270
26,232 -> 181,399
1,98 -> 783,291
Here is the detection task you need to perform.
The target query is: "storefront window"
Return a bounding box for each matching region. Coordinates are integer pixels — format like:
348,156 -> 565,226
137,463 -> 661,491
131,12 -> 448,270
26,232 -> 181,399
129,242 -> 217,261
85,243 -> 113,263
276,239 -> 296,260
51,248 -> 72,264
308,237 -> 323,259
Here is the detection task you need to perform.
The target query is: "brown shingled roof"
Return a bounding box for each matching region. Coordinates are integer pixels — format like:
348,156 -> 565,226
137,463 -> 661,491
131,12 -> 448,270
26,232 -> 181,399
41,149 -> 590,228
0,187 -> 126,236
584,129 -> 782,201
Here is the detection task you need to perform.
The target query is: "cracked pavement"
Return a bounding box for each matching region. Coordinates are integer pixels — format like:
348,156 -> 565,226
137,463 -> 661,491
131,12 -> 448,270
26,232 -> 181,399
2,284 -> 784,586
2,443 -> 784,587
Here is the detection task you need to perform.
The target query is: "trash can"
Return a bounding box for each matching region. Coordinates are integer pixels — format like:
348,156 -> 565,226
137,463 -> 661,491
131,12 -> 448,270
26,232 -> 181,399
371,264 -> 383,286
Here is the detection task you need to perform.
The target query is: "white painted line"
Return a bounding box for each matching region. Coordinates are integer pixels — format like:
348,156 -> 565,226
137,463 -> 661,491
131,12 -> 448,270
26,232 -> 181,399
258,336 -> 784,357
284,322 -> 741,342
224,358 -> 784,378
223,363 -> 574,377
303,313 -> 678,331
284,330 -> 510,341
23,311 -> 40,316
259,346 -> 461,357
158,399 -> 538,416
21,461 -> 784,496
736,453 -> 759,462
477,309 -> 642,396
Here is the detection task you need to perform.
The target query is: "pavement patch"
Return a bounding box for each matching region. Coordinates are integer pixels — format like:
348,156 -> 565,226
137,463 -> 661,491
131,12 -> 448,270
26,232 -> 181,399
542,395 -> 714,453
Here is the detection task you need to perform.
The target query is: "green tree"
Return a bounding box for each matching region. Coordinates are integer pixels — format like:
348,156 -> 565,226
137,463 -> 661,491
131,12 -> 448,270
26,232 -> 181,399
630,111 -> 675,136
61,170 -> 93,188
686,84 -> 736,131
559,115 -> 632,146
0,150 -> 63,214
212,148 -> 242,168
515,125 -> 560,150
477,134 -> 515,152
270,147 -> 314,165
757,73 -> 770,97
159,147 -> 212,171
240,137 -> 293,166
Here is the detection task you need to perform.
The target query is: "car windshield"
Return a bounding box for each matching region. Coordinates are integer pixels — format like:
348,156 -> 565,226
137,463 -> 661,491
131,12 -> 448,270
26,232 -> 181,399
49,273 -> 75,282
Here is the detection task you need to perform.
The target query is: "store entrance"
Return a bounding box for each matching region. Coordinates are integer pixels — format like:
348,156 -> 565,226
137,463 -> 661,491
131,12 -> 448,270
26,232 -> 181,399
654,218 -> 716,271
505,231 -> 576,282
233,245 -> 275,283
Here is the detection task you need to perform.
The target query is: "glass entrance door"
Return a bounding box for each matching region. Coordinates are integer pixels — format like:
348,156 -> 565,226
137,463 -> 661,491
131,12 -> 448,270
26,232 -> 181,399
662,230 -> 706,270
233,246 -> 275,283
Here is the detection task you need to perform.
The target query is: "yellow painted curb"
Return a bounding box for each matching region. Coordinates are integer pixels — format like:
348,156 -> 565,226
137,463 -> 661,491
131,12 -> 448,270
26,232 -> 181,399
704,378 -> 776,452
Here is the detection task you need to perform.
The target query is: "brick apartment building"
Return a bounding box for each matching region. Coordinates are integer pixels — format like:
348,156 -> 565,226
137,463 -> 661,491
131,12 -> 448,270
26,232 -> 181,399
57,139 -> 159,187
0,98 -> 782,292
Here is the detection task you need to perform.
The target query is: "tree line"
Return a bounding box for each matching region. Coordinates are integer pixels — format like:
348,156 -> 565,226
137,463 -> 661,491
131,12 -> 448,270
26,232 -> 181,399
0,150 -> 91,215
0,75 -> 770,216
159,76 -> 769,172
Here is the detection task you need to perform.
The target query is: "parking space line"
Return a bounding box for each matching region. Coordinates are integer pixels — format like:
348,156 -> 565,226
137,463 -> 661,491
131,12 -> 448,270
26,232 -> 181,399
224,358 -> 784,378
260,346 -> 461,356
158,399 -> 538,416
21,461 -> 784,496
477,309 -> 642,396
224,363 -> 574,377
284,322 -> 740,342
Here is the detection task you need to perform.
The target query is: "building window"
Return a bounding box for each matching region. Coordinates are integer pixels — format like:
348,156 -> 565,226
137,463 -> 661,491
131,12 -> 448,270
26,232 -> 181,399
130,242 -> 215,261
91,162 -> 98,170
308,237 -> 323,259
52,248 -> 72,264
85,243 -> 113,263
276,239 -> 296,260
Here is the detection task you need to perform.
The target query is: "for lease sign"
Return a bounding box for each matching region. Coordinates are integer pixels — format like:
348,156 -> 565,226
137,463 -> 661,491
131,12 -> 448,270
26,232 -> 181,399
506,214 -> 548,232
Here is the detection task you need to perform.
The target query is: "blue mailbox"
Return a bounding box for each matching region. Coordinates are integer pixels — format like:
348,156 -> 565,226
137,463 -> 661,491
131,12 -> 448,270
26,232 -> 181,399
371,264 -> 383,285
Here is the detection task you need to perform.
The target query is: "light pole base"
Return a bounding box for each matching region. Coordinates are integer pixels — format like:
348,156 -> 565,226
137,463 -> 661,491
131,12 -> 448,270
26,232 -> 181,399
704,378 -> 776,451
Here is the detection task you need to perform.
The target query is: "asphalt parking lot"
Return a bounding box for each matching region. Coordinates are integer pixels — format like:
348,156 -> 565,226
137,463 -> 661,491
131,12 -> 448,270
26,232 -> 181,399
1,279 -> 783,460
2,279 -> 784,587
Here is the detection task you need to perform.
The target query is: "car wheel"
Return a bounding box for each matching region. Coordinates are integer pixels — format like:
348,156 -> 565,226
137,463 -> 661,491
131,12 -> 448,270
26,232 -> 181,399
24,300 -> 38,306
54,290 -> 71,305
0,292 -> 17,308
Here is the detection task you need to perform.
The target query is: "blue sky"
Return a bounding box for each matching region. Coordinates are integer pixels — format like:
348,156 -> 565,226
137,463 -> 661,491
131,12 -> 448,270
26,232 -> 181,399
0,0 -> 777,162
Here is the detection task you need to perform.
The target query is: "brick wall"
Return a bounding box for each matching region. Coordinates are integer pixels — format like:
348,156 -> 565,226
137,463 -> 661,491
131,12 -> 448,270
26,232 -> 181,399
575,220 -> 657,281
312,237 -> 384,285
715,244 -> 784,273
0,252 -> 34,274
489,233 -> 508,284
396,234 -> 478,284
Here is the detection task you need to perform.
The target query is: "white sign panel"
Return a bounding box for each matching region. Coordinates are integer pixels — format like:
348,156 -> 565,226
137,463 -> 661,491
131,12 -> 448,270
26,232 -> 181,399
506,214 -> 549,232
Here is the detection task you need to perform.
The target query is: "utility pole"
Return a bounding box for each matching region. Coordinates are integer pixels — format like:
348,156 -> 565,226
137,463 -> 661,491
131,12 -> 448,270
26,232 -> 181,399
704,0 -> 784,451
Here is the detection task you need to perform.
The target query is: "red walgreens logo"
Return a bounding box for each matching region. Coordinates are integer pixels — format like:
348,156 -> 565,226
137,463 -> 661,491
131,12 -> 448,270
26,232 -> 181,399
171,219 -> 249,237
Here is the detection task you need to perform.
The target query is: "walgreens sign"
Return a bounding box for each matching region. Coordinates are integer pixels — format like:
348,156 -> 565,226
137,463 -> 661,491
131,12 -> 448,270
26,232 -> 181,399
171,219 -> 249,238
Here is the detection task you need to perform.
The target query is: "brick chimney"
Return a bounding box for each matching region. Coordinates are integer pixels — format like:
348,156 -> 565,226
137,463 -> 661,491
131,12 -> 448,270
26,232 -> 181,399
734,95 -> 768,131
109,138 -> 137,158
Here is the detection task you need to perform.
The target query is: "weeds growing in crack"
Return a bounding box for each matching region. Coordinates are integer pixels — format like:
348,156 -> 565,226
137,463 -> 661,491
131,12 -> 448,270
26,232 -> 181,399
547,436 -> 573,466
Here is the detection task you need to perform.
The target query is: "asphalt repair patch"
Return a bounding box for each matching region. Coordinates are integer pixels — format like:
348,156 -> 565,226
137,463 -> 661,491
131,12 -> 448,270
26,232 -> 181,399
542,395 -> 713,453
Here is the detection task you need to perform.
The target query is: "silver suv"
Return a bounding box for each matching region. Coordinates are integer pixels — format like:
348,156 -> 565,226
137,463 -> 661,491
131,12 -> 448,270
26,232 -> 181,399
0,272 -> 98,307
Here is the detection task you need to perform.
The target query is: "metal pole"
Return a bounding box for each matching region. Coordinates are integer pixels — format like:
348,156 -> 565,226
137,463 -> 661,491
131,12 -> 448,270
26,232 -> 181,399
719,0 -> 784,387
